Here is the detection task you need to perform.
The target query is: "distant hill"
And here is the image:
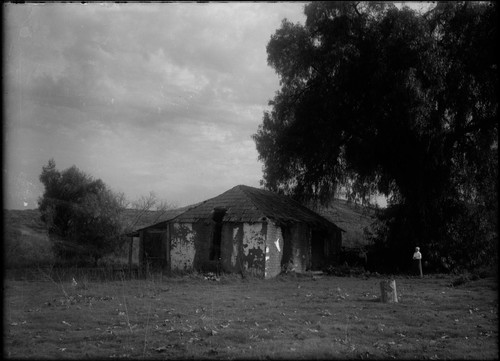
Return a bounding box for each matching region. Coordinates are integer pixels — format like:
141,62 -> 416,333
3,207 -> 190,240
3,209 -> 53,267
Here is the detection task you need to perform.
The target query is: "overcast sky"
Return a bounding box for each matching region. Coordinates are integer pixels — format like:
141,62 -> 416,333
4,2 -> 308,210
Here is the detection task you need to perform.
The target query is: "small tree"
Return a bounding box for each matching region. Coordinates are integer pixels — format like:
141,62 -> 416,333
38,159 -> 124,266
120,191 -> 176,235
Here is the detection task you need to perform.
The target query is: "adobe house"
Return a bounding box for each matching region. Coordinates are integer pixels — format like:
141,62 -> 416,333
129,185 -> 344,278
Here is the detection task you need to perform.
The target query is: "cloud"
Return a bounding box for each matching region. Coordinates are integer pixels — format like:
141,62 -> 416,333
4,2 -> 306,209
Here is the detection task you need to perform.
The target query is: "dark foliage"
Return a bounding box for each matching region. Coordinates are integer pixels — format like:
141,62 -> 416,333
253,1 -> 498,272
38,159 -> 124,265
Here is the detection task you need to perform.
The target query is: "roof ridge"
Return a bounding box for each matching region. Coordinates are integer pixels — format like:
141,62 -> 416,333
235,185 -> 267,220
168,198 -> 215,223
168,185 -> 249,222
237,185 -> 306,222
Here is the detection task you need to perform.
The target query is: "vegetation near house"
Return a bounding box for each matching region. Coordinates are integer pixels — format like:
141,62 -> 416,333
38,159 -> 125,266
253,1 -> 498,272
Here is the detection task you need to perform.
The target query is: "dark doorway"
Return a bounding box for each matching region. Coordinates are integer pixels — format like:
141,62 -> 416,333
311,230 -> 328,271
311,229 -> 339,270
209,207 -> 226,261
144,231 -> 165,271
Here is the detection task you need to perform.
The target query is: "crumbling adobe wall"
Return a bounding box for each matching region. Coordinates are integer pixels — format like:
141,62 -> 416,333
241,223 -> 266,277
169,221 -> 267,275
265,221 -> 284,279
219,222 -> 266,277
170,223 -> 196,271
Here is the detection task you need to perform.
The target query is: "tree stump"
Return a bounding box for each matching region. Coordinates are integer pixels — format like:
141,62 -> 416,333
380,279 -> 398,303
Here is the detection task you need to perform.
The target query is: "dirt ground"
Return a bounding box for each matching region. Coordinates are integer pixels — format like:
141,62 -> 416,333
3,272 -> 498,359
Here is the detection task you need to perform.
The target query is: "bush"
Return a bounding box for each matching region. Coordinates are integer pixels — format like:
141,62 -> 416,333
38,159 -> 125,265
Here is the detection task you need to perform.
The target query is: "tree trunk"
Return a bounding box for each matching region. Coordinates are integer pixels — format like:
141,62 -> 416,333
380,279 -> 398,303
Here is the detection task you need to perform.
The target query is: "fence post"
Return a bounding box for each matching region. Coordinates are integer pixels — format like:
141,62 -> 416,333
128,237 -> 133,279
380,279 -> 398,303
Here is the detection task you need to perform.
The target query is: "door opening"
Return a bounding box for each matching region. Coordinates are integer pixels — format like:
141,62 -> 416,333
209,207 -> 226,261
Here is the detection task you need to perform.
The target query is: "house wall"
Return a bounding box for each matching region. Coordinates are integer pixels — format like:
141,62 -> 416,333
170,223 -> 196,271
147,220 -> 336,276
264,222 -> 314,278
168,221 -> 267,275
169,220 -> 223,272
241,223 -> 267,276
219,222 -> 266,277
265,221 -> 284,279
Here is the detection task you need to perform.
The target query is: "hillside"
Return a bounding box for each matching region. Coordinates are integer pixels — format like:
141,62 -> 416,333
3,209 -> 53,267
3,206 -> 195,238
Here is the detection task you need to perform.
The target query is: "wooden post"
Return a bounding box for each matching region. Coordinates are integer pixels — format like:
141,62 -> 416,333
380,279 -> 398,303
165,224 -> 171,274
128,237 -> 133,279
139,231 -> 144,279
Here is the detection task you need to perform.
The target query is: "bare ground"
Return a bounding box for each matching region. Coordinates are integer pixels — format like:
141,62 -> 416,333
3,272 -> 498,359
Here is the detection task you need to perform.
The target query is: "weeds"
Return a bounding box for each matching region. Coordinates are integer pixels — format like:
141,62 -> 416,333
120,274 -> 134,333
37,265 -> 69,298
142,303 -> 152,358
4,274 -> 498,360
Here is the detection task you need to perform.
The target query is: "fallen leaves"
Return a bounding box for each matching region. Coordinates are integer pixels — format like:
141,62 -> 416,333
372,340 -> 401,349
10,322 -> 19,326
4,275 -> 498,360
319,309 -> 332,317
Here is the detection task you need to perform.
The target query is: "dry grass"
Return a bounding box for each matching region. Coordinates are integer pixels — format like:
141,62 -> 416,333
4,272 -> 498,359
